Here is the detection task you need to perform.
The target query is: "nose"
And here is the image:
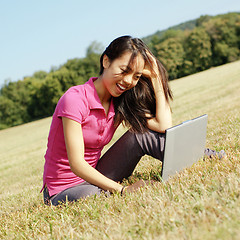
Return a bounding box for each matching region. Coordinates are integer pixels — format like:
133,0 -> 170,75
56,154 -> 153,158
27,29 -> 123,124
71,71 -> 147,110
123,75 -> 133,86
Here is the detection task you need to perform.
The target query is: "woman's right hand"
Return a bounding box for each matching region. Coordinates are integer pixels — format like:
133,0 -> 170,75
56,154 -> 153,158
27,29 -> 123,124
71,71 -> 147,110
123,179 -> 155,194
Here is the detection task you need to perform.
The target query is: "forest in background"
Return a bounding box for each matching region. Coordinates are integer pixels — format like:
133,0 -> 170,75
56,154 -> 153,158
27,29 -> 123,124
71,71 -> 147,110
0,12 -> 240,129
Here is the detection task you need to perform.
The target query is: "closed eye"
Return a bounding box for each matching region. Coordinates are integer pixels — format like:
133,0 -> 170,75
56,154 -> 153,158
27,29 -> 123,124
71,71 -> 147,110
120,68 -> 128,74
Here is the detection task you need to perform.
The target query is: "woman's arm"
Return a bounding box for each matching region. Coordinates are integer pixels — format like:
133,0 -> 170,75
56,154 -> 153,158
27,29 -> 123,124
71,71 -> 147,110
146,77 -> 172,132
62,117 -> 123,193
143,56 -> 172,133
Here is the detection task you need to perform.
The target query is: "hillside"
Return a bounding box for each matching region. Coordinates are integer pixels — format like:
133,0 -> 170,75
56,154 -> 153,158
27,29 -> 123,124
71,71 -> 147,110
0,60 -> 240,239
142,12 -> 239,44
142,19 -> 197,44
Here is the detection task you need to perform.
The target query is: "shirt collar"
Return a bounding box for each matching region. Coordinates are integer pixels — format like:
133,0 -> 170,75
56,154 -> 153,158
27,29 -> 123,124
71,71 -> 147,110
85,77 -> 115,119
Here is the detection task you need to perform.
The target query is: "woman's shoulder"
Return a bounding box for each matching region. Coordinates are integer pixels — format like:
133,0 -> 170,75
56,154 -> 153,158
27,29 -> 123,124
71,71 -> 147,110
64,77 -> 96,98
66,82 -> 87,95
57,82 -> 90,111
55,82 -> 90,122
55,78 -> 98,120
62,81 -> 89,102
61,77 -> 97,105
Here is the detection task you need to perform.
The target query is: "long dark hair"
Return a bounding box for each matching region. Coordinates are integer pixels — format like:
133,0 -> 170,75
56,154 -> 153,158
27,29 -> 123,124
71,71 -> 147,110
100,36 -> 173,133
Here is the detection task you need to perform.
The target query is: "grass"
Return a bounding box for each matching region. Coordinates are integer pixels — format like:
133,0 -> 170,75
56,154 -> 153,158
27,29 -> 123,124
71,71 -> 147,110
0,60 -> 240,239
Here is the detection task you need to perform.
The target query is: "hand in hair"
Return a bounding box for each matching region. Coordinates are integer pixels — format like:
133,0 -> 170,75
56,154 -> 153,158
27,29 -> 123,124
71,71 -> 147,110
142,52 -> 173,133
142,52 -> 161,85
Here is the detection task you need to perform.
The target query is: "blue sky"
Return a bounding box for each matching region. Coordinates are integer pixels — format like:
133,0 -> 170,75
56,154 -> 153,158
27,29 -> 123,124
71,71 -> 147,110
0,0 -> 239,86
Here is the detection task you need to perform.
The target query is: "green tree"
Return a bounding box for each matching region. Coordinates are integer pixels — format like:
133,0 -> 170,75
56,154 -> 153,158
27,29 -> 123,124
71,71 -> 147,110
155,38 -> 185,79
0,96 -> 22,129
184,28 -> 212,73
204,14 -> 240,65
196,15 -> 212,27
0,80 -> 32,128
51,67 -> 79,92
86,41 -> 104,56
33,70 -> 48,80
148,35 -> 161,55
62,56 -> 100,81
28,75 -> 63,118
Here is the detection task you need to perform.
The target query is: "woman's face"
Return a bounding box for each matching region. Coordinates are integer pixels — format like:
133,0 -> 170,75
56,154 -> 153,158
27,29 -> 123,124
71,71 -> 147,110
101,51 -> 145,97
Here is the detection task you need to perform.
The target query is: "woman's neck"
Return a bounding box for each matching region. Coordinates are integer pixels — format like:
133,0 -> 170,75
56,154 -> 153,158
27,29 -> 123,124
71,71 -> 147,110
93,76 -> 112,104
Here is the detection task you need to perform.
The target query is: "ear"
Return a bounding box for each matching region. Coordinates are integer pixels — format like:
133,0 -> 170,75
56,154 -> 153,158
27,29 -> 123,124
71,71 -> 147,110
102,55 -> 111,69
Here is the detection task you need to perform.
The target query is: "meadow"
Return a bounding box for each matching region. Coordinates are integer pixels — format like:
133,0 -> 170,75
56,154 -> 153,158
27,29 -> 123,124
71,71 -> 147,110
0,60 -> 239,239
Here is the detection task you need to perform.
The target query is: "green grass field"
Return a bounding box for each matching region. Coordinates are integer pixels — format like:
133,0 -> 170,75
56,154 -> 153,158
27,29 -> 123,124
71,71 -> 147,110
0,60 -> 240,239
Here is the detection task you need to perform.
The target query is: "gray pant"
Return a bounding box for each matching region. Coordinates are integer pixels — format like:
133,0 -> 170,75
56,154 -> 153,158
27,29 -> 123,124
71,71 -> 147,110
43,130 -> 165,206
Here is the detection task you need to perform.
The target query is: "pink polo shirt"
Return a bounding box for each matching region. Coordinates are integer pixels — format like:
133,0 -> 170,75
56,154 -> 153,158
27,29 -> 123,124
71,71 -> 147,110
42,77 -> 117,197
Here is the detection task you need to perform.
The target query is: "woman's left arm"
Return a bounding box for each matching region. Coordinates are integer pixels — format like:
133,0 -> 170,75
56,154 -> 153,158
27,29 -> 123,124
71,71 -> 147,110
147,76 -> 172,133
143,56 -> 172,133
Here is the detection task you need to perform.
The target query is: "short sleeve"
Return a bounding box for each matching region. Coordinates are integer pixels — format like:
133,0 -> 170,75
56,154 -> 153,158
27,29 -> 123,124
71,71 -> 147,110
56,86 -> 89,124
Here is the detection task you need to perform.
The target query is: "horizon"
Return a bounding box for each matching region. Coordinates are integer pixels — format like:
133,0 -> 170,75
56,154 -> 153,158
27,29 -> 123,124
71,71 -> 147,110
0,0 -> 239,86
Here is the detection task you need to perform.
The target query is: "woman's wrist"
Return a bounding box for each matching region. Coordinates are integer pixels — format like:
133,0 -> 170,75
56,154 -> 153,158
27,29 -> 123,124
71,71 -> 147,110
112,182 -> 124,193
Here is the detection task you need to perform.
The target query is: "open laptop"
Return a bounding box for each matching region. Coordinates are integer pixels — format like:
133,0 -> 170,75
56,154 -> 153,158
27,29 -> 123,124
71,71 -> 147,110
161,114 -> 208,181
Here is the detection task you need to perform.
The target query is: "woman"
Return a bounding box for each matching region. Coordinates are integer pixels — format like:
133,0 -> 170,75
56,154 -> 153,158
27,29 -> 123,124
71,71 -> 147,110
42,36 -> 223,206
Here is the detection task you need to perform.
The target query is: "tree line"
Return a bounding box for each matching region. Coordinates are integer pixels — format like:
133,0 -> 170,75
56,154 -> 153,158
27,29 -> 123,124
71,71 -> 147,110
147,12 -> 240,79
0,12 -> 240,129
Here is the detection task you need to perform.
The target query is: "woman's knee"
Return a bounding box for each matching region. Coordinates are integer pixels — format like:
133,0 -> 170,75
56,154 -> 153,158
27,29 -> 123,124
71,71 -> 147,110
134,130 -> 166,160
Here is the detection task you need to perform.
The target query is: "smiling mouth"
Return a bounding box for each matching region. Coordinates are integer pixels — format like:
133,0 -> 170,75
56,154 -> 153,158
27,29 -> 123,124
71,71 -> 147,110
116,83 -> 127,91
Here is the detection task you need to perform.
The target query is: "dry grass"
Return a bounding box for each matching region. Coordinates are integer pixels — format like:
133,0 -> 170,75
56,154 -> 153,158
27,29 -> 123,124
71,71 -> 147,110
0,61 -> 240,239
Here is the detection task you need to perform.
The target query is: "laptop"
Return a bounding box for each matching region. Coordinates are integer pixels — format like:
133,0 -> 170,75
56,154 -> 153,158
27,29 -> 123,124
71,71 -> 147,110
161,114 -> 208,181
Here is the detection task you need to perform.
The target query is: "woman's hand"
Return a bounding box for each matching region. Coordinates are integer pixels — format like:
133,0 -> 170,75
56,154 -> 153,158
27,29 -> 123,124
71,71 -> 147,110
122,179 -> 156,194
142,52 -> 160,83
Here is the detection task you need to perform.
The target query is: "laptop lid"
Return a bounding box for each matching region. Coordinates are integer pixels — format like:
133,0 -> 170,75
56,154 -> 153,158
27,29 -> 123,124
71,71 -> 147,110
161,114 -> 208,181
